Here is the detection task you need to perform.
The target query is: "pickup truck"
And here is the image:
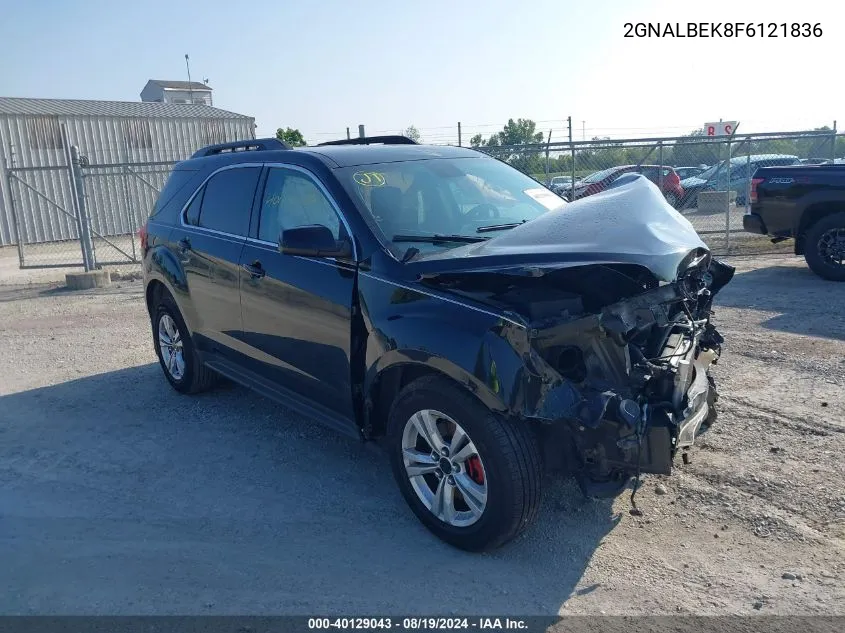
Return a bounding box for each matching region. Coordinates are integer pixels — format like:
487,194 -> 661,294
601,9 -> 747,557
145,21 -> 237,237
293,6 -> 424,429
743,164 -> 845,281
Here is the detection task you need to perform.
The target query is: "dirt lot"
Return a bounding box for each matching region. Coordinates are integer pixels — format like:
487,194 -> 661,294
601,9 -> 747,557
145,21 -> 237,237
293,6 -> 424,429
0,254 -> 843,616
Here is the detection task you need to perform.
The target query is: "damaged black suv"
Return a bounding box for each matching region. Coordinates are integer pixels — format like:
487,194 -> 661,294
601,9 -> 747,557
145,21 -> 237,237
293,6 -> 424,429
141,135 -> 734,551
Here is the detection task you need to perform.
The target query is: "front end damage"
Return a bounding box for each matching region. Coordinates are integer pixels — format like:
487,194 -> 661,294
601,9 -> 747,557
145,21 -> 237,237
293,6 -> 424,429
521,256 -> 735,496
421,254 -> 734,496
412,177 -> 736,497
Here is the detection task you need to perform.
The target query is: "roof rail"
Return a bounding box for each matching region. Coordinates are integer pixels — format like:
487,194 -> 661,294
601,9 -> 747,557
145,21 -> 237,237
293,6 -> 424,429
317,135 -> 418,146
191,137 -> 290,158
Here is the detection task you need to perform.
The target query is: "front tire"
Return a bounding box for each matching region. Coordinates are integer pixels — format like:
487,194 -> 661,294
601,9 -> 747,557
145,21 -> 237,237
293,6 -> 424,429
803,212 -> 845,281
387,375 -> 542,551
152,293 -> 219,393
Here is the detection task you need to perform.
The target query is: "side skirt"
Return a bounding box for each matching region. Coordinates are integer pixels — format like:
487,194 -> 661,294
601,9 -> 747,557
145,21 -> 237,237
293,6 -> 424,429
199,352 -> 363,441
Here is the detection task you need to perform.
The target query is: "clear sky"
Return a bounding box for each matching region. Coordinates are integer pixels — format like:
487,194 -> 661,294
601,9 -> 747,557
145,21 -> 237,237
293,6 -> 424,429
0,0 -> 839,144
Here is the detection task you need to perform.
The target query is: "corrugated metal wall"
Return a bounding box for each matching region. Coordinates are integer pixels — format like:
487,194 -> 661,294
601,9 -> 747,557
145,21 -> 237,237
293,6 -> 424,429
0,114 -> 255,245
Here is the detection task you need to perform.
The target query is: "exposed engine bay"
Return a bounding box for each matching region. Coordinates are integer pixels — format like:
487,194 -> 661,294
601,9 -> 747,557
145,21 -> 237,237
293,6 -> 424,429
419,249 -> 736,498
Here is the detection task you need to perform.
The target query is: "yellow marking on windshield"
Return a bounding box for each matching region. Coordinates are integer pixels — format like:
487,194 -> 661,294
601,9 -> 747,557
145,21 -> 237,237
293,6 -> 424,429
353,171 -> 386,187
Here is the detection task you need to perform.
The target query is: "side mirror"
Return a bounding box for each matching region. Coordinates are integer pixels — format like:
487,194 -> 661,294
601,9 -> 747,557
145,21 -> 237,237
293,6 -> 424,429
280,225 -> 352,258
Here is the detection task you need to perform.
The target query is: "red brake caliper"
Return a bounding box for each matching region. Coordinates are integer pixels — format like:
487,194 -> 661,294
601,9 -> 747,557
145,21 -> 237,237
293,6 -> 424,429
466,456 -> 484,484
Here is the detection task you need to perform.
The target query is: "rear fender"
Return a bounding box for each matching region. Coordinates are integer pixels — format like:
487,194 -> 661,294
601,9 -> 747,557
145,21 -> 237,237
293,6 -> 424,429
144,242 -> 194,330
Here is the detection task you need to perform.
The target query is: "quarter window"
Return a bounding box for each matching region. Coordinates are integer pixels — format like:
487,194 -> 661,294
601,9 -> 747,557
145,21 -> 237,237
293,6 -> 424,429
258,168 -> 341,243
195,167 -> 260,236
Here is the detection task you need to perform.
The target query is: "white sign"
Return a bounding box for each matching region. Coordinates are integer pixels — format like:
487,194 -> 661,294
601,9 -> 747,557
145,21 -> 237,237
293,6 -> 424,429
704,121 -> 738,137
525,188 -> 563,210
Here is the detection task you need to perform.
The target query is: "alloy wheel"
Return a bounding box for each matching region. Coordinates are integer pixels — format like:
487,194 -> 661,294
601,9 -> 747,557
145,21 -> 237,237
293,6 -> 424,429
401,409 -> 488,527
158,313 -> 186,380
818,227 -> 845,268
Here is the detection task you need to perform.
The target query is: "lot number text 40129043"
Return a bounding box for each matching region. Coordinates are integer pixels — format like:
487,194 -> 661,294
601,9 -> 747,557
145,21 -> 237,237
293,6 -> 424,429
624,22 -> 822,38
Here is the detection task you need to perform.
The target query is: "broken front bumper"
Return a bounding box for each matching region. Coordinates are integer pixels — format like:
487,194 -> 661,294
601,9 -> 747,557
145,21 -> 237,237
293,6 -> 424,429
674,347 -> 718,449
562,341 -> 720,492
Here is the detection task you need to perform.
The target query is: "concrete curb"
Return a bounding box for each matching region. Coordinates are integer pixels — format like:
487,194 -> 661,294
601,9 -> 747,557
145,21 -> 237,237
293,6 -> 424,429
65,270 -> 111,290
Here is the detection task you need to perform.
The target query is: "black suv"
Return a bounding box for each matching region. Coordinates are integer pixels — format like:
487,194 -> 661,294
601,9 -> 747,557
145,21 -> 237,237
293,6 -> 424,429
141,135 -> 734,551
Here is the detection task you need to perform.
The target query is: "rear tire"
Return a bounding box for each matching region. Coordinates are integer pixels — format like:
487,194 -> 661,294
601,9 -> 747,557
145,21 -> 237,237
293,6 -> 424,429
387,375 -> 542,551
803,212 -> 845,281
152,292 -> 219,393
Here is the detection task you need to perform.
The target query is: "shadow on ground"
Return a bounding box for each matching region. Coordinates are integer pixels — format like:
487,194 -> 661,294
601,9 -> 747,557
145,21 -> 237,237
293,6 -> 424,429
713,263 -> 845,341
0,364 -> 618,615
0,282 -> 143,304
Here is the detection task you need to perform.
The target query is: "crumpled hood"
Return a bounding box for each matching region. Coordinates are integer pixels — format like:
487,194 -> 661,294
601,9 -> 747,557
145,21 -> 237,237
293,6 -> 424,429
412,175 -> 708,282
680,176 -> 708,188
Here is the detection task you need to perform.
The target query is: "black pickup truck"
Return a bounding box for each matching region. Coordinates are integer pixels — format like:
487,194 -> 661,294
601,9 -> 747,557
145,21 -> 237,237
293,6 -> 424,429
743,164 -> 845,281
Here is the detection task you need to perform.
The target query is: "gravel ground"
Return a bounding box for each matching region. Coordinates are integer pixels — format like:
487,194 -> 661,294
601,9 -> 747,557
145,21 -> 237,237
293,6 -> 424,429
0,254 -> 843,616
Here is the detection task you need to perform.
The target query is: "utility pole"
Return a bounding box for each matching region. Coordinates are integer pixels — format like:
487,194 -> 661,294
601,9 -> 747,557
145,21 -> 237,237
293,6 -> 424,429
544,129 -> 552,186
458,122 -> 462,147
185,54 -> 194,103
569,116 -> 576,201
582,120 -> 585,142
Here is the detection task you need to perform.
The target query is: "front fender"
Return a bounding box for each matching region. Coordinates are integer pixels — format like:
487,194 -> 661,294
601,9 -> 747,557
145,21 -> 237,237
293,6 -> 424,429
358,273 -> 581,423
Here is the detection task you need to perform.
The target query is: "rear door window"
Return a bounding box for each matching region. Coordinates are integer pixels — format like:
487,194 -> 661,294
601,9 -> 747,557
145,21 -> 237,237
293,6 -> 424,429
196,167 -> 261,236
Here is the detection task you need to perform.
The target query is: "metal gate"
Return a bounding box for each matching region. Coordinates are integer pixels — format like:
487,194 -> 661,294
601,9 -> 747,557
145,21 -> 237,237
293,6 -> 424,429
3,124 -> 175,270
79,159 -> 175,266
3,130 -> 94,269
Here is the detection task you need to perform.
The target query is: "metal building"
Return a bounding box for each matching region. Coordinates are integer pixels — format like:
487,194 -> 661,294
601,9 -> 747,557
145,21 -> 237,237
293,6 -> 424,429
0,97 -> 255,247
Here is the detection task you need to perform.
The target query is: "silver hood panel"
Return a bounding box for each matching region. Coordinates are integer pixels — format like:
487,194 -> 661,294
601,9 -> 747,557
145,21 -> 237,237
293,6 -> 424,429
416,176 -> 709,282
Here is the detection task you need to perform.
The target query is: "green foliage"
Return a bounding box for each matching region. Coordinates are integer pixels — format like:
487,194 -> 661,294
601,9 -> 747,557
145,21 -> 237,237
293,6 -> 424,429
403,125 -> 421,142
473,119 -> 842,180
276,127 -> 306,147
473,118 -> 546,174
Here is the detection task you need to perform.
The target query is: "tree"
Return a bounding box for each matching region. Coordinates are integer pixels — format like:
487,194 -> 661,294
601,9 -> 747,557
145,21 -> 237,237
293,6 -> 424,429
493,118 -> 544,146
467,118 -> 546,174
276,127 -> 306,147
403,125 -> 421,142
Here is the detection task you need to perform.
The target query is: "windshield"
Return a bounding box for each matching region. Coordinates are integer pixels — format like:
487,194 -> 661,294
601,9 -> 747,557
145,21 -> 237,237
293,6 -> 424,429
581,167 -> 622,183
338,157 -> 567,257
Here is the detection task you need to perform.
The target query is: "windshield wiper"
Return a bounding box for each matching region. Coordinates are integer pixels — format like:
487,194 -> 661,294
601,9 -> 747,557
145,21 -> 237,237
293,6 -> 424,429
391,234 -> 489,244
476,220 -> 527,233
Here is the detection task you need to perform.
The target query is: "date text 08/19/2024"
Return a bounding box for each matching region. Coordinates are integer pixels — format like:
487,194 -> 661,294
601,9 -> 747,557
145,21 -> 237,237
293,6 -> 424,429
623,22 -> 822,38
307,617 -> 529,630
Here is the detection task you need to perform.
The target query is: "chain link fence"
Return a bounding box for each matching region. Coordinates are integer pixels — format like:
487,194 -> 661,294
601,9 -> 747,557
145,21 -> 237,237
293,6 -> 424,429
2,127 -> 843,271
477,129 -> 843,255
3,149 -> 177,270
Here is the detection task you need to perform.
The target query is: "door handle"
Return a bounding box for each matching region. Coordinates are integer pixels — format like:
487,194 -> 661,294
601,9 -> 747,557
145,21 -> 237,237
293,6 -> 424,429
241,261 -> 266,279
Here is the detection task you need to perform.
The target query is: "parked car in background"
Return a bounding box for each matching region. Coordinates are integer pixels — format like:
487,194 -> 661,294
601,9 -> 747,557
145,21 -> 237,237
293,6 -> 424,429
568,165 -> 684,207
678,154 -> 801,209
744,163 -> 845,281
675,166 -> 707,180
140,135 -> 734,551
549,175 -> 574,195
